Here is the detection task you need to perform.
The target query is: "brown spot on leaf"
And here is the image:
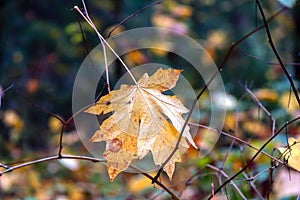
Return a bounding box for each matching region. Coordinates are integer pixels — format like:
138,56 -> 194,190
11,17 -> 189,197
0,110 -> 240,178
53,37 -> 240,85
107,138 -> 122,152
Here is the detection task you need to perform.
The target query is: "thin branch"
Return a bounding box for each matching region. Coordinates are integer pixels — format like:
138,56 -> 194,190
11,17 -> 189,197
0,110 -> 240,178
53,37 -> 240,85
1,155 -> 61,174
75,15 -> 109,89
75,5 -> 165,124
0,4 -> 294,200
256,0 -> 300,106
184,166 -> 206,188
241,83 -> 276,139
1,84 -> 14,94
74,5 -> 138,86
0,155 -> 180,200
57,103 -> 95,156
237,48 -> 300,66
1,99 -> 181,200
153,6 -> 287,182
107,0 -> 163,38
0,155 -> 107,174
217,7 -> 286,71
244,162 -> 279,183
7,89 -> 181,198
207,164 -> 247,200
129,165 -> 181,200
220,138 -> 235,170
241,171 -> 264,200
0,163 -> 9,169
266,149 -> 277,199
188,123 -> 283,164
0,154 -> 180,200
80,0 -> 110,91
206,116 -> 300,199
20,92 -> 66,125
75,16 -> 109,102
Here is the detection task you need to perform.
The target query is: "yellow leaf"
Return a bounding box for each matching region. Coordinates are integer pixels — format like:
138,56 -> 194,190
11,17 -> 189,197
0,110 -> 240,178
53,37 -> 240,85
124,50 -> 147,65
278,137 -> 300,172
149,41 -> 171,56
27,170 -> 41,190
48,116 -> 62,133
104,24 -> 125,37
172,5 -> 192,18
3,109 -> 24,142
26,78 -> 39,94
254,88 -> 278,102
127,173 -> 156,193
243,121 -> 269,138
85,68 -> 196,181
151,14 -> 187,33
273,168 -> 300,199
3,109 -> 24,132
224,113 -> 237,131
279,91 -> 299,114
207,30 -> 227,49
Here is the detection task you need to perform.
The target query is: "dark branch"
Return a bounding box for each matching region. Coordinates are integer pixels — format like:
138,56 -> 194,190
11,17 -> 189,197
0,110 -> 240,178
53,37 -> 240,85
207,116 -> 300,199
256,0 -> 300,106
107,0 -> 162,38
154,6 -> 287,183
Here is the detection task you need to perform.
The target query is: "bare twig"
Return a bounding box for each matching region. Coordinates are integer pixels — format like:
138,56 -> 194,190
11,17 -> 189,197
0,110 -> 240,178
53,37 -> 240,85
207,164 -> 247,200
244,162 -> 279,183
73,5 -> 136,84
0,84 -> 14,95
80,0 -> 110,91
74,16 -> 110,100
0,163 -> 9,169
242,171 -> 264,200
107,0 -> 163,38
28,101 -> 65,124
2,100 -> 180,200
0,154 -> 180,199
220,139 -> 235,170
188,123 -> 283,164
237,48 -> 300,66
1,3 -> 296,200
241,83 -> 276,141
154,7 -> 287,182
256,0 -> 300,106
57,103 -> 96,156
75,15 -> 109,92
207,116 -> 300,199
129,165 -> 181,200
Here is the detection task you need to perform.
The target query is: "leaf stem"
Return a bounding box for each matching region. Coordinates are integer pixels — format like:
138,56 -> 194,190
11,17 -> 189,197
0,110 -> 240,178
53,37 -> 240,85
74,5 -> 138,86
80,0 -> 110,91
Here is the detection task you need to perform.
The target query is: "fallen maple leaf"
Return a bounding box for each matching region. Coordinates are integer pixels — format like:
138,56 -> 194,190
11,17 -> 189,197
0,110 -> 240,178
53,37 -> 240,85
278,137 -> 300,172
85,68 -> 197,181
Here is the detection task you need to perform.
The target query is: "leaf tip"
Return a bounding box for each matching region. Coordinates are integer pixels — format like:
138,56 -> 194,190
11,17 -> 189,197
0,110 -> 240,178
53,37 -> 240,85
108,167 -> 121,182
163,162 -> 175,181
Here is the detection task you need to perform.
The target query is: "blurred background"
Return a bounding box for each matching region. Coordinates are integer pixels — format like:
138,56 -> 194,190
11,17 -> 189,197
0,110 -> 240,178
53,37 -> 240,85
0,0 -> 299,199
